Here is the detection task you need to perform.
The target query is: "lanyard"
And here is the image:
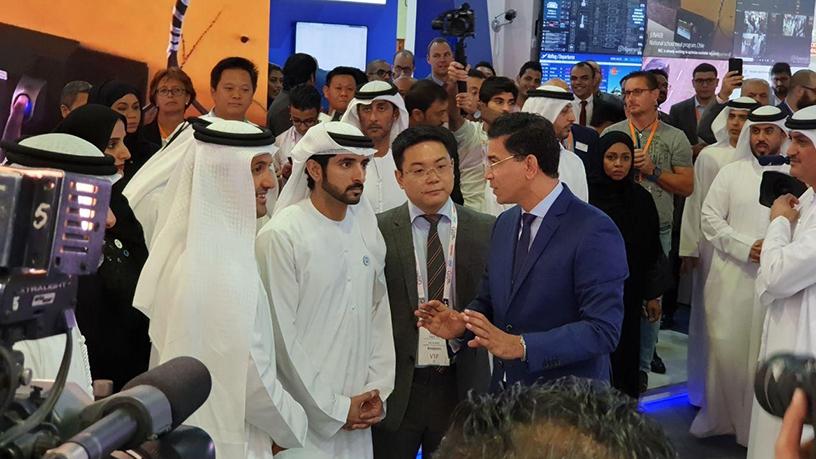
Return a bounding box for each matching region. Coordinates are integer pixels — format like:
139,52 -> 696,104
414,204 -> 458,305
629,119 -> 658,155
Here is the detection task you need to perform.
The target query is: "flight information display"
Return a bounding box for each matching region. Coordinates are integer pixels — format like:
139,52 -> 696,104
539,53 -> 642,94
539,0 -> 647,56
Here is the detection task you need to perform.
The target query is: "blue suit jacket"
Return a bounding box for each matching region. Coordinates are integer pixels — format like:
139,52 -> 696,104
467,186 -> 628,388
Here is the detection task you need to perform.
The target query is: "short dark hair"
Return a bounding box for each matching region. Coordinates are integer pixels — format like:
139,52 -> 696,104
474,61 -> 495,74
622,70 -> 658,90
288,84 -> 321,112
468,69 -> 486,79
392,126 -> 457,170
149,67 -> 196,106
692,63 -> 717,77
393,49 -> 415,63
268,63 -> 282,74
60,81 -> 92,108
771,62 -> 792,76
573,61 -> 596,78
306,154 -> 333,190
404,80 -> 448,114
210,57 -> 259,91
648,68 -> 669,80
487,112 -> 560,178
479,76 -> 518,104
427,37 -> 451,55
435,378 -> 676,459
326,66 -> 367,87
518,60 -> 543,77
283,53 -> 318,90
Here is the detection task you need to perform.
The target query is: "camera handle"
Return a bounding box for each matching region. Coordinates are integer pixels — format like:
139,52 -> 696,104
454,38 -> 468,95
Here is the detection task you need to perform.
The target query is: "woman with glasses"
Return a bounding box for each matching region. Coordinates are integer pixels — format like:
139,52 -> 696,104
144,67 -> 196,147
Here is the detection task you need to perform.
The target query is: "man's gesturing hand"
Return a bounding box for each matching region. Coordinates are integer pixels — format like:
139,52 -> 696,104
415,300 -> 466,339
462,310 -> 525,360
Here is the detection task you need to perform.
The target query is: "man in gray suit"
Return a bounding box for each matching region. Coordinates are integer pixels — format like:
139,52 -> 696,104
372,126 -> 493,459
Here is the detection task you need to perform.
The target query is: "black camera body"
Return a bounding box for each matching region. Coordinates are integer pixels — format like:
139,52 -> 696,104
432,3 -> 476,39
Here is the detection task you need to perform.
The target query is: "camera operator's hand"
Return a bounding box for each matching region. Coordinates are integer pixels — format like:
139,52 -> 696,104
447,62 -> 468,90
455,92 -> 478,114
771,194 -> 800,223
718,71 -> 744,101
775,388 -> 814,458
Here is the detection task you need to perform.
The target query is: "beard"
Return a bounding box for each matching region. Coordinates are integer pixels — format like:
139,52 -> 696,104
322,176 -> 364,205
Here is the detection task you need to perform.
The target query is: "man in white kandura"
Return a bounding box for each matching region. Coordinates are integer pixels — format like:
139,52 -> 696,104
124,57 -> 270,244
690,105 -> 789,446
133,120 -> 309,459
747,105 -> 816,458
256,121 -> 396,459
679,96 -> 759,408
340,80 -> 408,212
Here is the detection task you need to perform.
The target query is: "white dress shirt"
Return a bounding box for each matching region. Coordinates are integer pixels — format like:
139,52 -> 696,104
520,182 -> 564,249
408,198 -> 456,309
572,97 -> 594,126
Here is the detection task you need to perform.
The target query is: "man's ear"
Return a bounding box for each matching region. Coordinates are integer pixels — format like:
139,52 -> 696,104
305,158 -> 323,184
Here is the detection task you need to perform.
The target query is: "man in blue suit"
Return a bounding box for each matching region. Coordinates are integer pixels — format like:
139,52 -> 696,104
416,112 -> 627,386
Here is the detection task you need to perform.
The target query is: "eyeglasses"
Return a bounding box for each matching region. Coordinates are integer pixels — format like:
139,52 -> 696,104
157,87 -> 187,97
368,69 -> 393,79
405,163 -> 452,179
484,155 -> 519,171
622,88 -> 653,98
290,117 -> 319,127
393,65 -> 413,76
692,78 -> 718,86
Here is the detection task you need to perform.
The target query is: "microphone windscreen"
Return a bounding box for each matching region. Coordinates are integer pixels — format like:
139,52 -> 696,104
123,356 -> 212,429
759,171 -> 808,208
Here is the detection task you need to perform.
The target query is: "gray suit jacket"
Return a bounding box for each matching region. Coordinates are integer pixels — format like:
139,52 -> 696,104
668,96 -> 700,145
376,202 -> 494,432
266,90 -> 292,136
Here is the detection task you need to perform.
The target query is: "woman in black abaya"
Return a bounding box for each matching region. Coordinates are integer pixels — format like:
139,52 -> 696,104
54,104 -> 151,391
588,131 -> 671,397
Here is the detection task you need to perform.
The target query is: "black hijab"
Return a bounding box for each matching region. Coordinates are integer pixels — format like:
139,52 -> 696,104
88,80 -> 142,112
54,104 -> 125,152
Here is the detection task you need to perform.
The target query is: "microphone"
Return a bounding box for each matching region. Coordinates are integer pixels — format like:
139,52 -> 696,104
122,355 -> 212,430
44,357 -> 212,459
757,155 -> 790,166
754,353 -> 816,423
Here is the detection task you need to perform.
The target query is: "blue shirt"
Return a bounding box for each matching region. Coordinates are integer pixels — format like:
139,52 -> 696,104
521,182 -> 564,250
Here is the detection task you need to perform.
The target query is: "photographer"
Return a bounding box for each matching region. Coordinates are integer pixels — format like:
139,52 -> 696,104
748,105 -> 816,458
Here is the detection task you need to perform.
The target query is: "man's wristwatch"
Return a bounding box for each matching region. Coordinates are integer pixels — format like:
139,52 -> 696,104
646,166 -> 663,182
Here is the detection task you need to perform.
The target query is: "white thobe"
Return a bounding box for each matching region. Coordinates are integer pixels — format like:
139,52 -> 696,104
452,120 -> 488,211
690,158 -> 789,445
747,188 -> 816,459
14,328 -> 93,398
362,150 -> 406,213
482,147 -> 588,216
275,126 -> 303,163
256,199 -> 396,459
679,144 -> 736,407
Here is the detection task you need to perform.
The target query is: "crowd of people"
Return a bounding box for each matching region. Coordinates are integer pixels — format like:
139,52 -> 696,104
4,36 -> 816,458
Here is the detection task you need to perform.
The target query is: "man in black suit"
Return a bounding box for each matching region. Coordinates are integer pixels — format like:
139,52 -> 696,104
669,63 -> 718,159
372,126 -> 493,459
266,53 -> 317,136
771,62 -> 792,111
569,61 -> 625,132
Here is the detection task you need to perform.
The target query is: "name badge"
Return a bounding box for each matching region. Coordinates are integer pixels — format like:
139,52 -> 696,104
417,327 -> 450,366
575,141 -> 589,152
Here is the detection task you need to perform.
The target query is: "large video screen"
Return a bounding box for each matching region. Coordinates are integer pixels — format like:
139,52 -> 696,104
644,0 -> 737,59
539,52 -> 643,94
643,57 -> 729,108
539,0 -> 647,55
731,0 -> 815,66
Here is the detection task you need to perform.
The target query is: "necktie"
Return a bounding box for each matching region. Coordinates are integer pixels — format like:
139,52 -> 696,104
331,111 -> 342,122
513,213 -> 537,280
580,100 -> 588,126
423,214 -> 445,301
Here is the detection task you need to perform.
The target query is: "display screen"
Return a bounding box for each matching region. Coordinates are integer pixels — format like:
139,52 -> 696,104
644,0 -> 737,59
539,52 -> 643,94
295,22 -> 368,70
643,57 -> 729,108
732,0 -> 815,66
539,0 -> 647,55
